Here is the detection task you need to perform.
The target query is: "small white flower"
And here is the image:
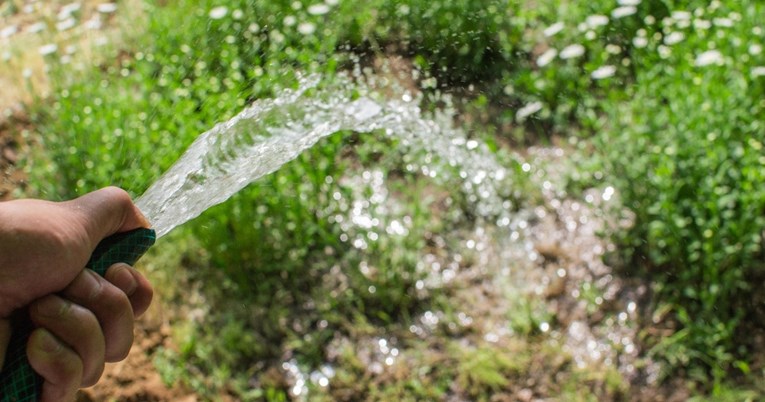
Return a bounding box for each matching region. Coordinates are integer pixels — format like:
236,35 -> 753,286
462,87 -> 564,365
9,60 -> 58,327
56,18 -> 76,31
307,3 -> 330,15
84,17 -> 102,30
96,3 -> 118,13
694,50 -> 723,66
58,3 -> 81,20
39,43 -> 58,56
586,15 -> 609,28
232,9 -> 244,19
516,101 -> 543,121
664,31 -> 685,45
713,17 -> 733,28
560,44 -> 585,59
633,37 -> 648,48
676,19 -> 691,29
0,25 -> 17,38
750,44 -> 763,55
209,6 -> 228,20
298,22 -> 316,35
752,66 -> 765,77
618,0 -> 641,5
606,44 -> 622,54
26,22 -> 46,33
612,6 -> 637,19
694,19 -> 711,30
591,65 -> 616,80
671,11 -> 691,21
283,15 -> 297,26
658,45 -> 671,59
537,48 -> 557,67
543,22 -> 564,37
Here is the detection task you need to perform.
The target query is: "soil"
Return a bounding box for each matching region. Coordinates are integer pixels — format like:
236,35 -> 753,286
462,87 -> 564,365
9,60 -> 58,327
76,302 -> 196,402
0,111 -> 27,201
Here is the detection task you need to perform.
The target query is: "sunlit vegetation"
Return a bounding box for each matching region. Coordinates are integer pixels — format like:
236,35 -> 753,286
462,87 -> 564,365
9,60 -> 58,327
2,0 -> 765,399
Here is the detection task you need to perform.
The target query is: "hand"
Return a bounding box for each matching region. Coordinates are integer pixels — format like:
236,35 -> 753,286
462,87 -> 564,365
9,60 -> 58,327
26,263 -> 153,401
0,187 -> 149,315
0,187 -> 153,401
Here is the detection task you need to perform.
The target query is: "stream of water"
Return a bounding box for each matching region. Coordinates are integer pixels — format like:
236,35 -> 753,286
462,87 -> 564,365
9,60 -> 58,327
136,73 -> 511,238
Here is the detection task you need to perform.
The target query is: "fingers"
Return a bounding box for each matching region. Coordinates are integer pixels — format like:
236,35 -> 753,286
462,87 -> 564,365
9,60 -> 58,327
29,295 -> 105,387
25,264 -> 151,395
27,328 -> 82,402
104,263 -> 154,318
59,269 -> 135,362
65,187 -> 151,249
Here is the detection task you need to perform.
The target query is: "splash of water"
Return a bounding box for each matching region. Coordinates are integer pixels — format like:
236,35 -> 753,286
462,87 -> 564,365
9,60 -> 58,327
136,74 -> 510,238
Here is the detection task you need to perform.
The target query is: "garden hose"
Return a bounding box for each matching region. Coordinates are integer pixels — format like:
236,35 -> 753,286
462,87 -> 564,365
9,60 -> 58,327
0,228 -> 156,402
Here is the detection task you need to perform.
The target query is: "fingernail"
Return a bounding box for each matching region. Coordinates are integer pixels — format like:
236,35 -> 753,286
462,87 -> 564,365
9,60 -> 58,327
111,264 -> 138,295
35,329 -> 62,354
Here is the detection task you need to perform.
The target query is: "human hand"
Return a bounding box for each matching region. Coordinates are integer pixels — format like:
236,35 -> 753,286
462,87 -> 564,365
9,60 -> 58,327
0,187 -> 153,400
0,187 -> 150,315
25,263 -> 153,401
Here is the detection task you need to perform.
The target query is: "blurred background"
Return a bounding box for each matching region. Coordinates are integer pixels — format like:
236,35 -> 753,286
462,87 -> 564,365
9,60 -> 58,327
1,0 -> 765,400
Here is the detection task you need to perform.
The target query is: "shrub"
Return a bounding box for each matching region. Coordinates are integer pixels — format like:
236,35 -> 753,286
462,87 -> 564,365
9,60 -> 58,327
594,1 -> 765,383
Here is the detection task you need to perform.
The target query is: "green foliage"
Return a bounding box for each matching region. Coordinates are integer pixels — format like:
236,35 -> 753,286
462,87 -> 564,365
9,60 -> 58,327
573,0 -> 765,385
21,0 -> 765,398
452,344 -> 519,397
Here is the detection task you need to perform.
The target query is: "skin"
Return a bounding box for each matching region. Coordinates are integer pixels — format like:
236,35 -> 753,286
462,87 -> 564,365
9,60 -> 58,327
0,187 -> 154,401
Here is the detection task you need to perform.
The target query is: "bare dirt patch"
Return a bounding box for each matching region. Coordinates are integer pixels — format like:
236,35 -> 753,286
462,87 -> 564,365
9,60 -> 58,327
77,297 -> 196,402
0,111 -> 28,201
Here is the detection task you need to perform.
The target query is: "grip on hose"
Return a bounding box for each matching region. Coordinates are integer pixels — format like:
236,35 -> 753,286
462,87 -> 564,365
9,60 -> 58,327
0,227 -> 156,402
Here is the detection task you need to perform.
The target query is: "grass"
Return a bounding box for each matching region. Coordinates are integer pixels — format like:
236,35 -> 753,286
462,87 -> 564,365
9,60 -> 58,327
4,0 -> 765,400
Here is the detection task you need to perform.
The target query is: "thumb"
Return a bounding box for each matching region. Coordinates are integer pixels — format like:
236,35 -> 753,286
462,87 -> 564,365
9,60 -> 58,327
0,319 -> 10,369
65,187 -> 151,248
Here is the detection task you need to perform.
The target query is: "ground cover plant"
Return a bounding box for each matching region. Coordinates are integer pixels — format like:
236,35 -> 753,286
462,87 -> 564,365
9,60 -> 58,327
2,0 -> 765,400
